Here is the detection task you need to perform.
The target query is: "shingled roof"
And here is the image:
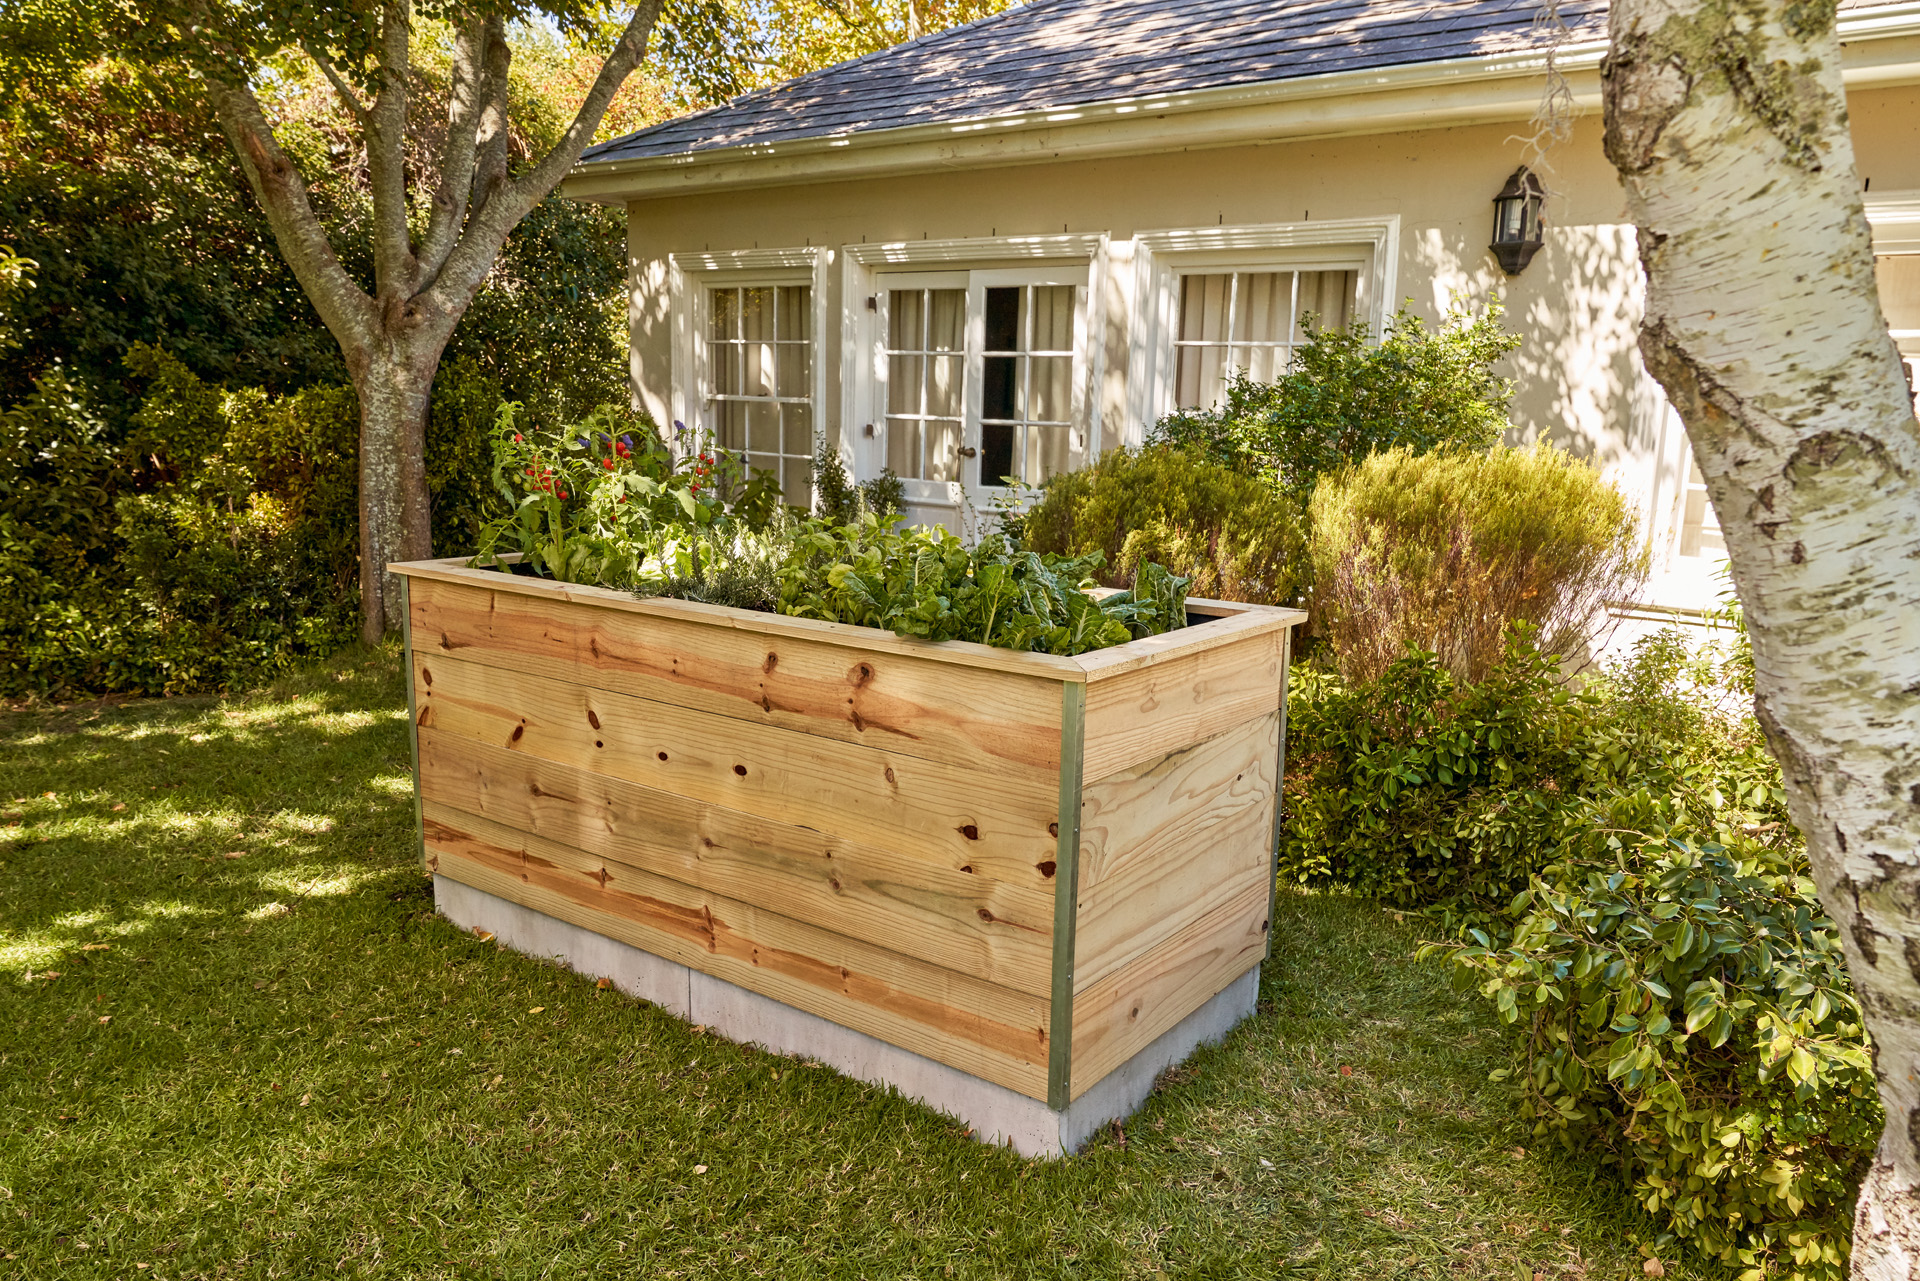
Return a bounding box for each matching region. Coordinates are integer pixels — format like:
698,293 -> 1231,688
581,0 -> 1610,166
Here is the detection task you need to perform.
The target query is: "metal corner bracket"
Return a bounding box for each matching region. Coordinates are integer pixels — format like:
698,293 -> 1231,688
1047,680 -> 1088,1111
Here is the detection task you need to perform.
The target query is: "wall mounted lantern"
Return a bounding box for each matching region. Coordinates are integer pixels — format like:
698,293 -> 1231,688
1490,166 -> 1547,275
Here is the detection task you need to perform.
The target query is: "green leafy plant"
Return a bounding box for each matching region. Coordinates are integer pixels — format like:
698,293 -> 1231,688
1308,442 -> 1649,683
1150,299 -> 1519,500
1425,832 -> 1878,1281
777,516 -> 1188,655
471,405 -> 780,586
1016,443 -> 1307,605
810,437 -> 904,525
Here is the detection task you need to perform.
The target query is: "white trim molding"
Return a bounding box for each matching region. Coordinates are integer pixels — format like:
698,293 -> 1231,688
1869,190 -> 1920,253
665,246 -> 831,497
1126,216 -> 1401,436
845,232 -> 1107,267
563,6 -> 1920,202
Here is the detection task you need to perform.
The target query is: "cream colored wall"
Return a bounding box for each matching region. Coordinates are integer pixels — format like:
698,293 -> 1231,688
621,84 -> 1920,568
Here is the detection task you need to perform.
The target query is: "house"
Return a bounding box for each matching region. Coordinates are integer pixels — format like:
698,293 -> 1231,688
563,0 -> 1920,620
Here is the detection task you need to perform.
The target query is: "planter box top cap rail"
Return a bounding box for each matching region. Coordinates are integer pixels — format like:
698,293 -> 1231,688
388,556 -> 1307,681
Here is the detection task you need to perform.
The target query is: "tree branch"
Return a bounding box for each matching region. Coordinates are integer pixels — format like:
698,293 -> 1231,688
428,0 -> 664,315
301,40 -> 371,126
365,0 -> 419,301
418,17 -> 489,279
467,14 -> 511,228
208,79 -> 376,357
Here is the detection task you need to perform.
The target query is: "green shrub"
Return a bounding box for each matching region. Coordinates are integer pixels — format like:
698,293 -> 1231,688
1308,443 -> 1648,683
810,439 -> 904,525
1150,300 -> 1518,499
1283,615 -> 1872,1277
1282,624 -> 1789,911
1016,444 -> 1306,605
1426,831 -> 1877,1281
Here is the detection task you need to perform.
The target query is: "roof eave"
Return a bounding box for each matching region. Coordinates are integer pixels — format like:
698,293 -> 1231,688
562,8 -> 1920,204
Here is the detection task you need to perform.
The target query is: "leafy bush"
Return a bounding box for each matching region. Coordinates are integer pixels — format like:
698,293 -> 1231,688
1016,444 -> 1306,605
811,438 -> 904,525
1427,831 -> 1877,1281
1150,300 -> 1519,499
1308,443 -> 1648,683
1283,616 -> 1873,1277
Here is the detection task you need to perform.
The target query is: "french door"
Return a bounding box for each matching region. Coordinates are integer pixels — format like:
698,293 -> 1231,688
873,266 -> 1089,518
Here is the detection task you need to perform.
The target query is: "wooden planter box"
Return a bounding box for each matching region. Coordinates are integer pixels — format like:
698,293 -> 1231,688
393,556 -> 1302,1154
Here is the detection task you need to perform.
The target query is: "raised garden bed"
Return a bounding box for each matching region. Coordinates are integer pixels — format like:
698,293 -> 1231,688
393,555 -> 1303,1155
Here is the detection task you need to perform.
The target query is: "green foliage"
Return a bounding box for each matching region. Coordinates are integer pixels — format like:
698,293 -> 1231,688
1283,616 -> 1873,1276
1426,832 -> 1877,1281
810,437 -> 904,525
778,517 -> 1188,655
1017,443 -> 1306,605
1309,443 -> 1649,683
1150,300 -> 1519,500
1282,625 -> 1789,911
472,406 -> 777,586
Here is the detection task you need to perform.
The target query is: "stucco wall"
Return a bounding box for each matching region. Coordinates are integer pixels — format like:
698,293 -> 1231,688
619,85 -> 1919,584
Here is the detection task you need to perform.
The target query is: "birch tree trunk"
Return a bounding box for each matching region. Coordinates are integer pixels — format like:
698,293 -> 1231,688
1600,2 -> 1920,1275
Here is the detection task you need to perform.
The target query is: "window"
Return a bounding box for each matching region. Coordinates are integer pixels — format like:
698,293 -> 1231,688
708,284 -> 812,501
885,287 -> 965,483
981,284 -> 1077,486
1173,269 -> 1357,409
871,267 -> 1088,505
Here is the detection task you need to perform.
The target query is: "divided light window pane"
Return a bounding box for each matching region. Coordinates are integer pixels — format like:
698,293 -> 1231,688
885,288 -> 965,483
708,284 -> 812,502
980,284 -> 1075,487
1173,269 -> 1358,409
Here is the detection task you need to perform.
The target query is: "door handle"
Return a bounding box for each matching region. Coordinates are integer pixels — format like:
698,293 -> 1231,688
959,447 -> 978,458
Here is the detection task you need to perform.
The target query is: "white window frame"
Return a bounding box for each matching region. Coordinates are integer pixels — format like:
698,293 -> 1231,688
842,233 -> 1107,525
1127,217 -> 1400,437
667,246 -> 831,504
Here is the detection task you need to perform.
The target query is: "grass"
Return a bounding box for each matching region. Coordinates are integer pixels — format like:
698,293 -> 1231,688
0,646 -> 1708,1280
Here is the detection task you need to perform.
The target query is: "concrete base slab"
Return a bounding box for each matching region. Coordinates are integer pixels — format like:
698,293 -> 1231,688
435,875 -> 1260,1158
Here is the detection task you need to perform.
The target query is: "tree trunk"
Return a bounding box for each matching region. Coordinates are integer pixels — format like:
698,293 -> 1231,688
354,346 -> 437,642
1600,1 -> 1920,1276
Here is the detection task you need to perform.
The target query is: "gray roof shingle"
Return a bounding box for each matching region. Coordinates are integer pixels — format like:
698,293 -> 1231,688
582,0 -> 1610,165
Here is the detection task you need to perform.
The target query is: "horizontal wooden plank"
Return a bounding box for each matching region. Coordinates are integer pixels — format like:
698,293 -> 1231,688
426,808 -> 1051,1098
1074,712 -> 1279,993
408,574 -> 1065,775
393,557 -> 1091,681
418,730 -> 1057,996
1073,602 -> 1304,680
416,651 -> 1059,887
1069,878 -> 1270,1101
1080,627 -> 1284,781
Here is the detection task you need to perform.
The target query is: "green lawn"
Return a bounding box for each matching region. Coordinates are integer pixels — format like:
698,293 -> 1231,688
1,648 -> 1703,1279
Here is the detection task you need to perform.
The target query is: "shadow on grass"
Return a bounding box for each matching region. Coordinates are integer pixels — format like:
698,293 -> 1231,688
0,647 -> 1693,1280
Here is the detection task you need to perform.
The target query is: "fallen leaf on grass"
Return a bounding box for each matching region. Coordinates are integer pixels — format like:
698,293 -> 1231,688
471,928 -> 495,942
80,943 -> 110,952
28,971 -> 60,982
528,1006 -> 545,1014
223,851 -> 247,860
1339,1064 -> 1353,1077
1643,1260 -> 1665,1277
596,977 -> 612,990
97,1016 -> 110,1025
299,1094 -> 311,1107
111,803 -> 127,812
693,1165 -> 708,1175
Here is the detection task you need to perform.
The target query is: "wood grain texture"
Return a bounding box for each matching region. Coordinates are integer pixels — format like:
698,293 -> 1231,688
417,730 -> 1057,996
394,557 -> 1088,678
414,651 -> 1059,887
407,575 -> 1066,774
424,805 -> 1051,1098
1073,712 -> 1279,993
1068,878 -> 1270,1100
1080,628 -> 1284,781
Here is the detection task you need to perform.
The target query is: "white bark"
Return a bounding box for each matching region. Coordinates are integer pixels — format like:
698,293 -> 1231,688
1601,0 -> 1920,1276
